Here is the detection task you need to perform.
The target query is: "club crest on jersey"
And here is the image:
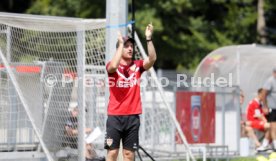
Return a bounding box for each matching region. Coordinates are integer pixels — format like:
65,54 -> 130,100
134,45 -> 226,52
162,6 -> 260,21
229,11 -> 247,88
106,138 -> 113,147
130,64 -> 136,71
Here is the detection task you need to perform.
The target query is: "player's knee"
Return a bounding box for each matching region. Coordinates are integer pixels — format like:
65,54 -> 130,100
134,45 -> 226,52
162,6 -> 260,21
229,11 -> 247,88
245,126 -> 253,132
264,123 -> 270,129
107,149 -> 119,159
123,149 -> 134,160
271,122 -> 276,127
86,144 -> 92,150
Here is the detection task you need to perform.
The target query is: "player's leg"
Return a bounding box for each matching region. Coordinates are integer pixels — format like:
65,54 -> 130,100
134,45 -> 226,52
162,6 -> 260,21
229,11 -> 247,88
122,115 -> 140,161
122,149 -> 135,161
269,110 -> 276,150
262,129 -> 271,147
107,149 -> 119,161
245,125 -> 261,147
241,120 -> 247,137
270,122 -> 276,149
105,116 -> 122,161
263,123 -> 271,147
256,123 -> 271,152
85,143 -> 97,160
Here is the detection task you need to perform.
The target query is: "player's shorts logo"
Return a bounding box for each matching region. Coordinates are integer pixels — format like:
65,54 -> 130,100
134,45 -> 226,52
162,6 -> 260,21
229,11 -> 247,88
133,143 -> 137,150
106,138 -> 113,147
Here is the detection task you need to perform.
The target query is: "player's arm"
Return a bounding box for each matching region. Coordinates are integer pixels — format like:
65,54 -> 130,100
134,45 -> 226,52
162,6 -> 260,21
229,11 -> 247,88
262,89 -> 270,115
85,127 -> 92,134
143,23 -> 157,70
259,115 -> 267,122
65,125 -> 78,136
65,126 -> 92,135
259,114 -> 270,129
253,107 -> 266,121
107,32 -> 124,73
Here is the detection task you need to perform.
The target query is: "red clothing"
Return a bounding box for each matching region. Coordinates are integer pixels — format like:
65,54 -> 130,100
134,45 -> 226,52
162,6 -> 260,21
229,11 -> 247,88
246,98 -> 265,131
106,60 -> 145,115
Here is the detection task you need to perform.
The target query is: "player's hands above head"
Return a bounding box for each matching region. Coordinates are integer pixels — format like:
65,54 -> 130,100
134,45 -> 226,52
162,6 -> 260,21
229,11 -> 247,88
145,23 -> 153,40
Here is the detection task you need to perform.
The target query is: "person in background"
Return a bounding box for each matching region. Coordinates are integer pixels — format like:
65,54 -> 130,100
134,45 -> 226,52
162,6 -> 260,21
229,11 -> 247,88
65,105 -> 105,161
244,88 -> 270,152
263,67 -> 276,151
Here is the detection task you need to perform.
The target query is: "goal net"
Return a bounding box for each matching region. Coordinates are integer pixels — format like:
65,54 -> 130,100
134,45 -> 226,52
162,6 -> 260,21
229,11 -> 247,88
0,12 -> 194,161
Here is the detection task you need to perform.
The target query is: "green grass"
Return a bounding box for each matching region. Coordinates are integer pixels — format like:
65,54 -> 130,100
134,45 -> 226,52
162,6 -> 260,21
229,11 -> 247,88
229,157 -> 257,161
173,157 -> 258,161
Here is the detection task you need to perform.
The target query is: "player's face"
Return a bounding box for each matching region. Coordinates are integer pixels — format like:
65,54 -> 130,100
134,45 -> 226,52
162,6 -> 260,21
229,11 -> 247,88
273,71 -> 276,78
259,91 -> 265,101
72,109 -> 78,117
122,41 -> 133,59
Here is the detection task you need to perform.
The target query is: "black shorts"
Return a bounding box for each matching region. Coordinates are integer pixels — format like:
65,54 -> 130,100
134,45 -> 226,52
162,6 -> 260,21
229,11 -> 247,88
269,109 -> 276,122
104,115 -> 140,151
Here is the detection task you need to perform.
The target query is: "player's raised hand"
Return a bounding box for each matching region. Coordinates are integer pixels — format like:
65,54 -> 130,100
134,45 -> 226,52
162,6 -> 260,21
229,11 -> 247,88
117,31 -> 124,45
145,23 -> 153,40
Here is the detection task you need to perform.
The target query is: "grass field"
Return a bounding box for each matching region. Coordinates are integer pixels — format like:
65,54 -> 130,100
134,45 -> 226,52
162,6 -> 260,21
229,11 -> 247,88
231,158 -> 257,161
197,158 -> 258,161
174,157 -> 258,161
204,157 -> 257,161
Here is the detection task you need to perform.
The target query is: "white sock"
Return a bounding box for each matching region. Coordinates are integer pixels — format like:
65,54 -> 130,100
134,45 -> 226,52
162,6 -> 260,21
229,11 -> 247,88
262,138 -> 269,147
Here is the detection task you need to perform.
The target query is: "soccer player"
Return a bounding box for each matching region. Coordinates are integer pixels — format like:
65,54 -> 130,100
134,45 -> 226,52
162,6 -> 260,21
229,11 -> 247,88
245,88 -> 270,151
263,67 -> 276,150
65,106 -> 98,161
104,23 -> 156,161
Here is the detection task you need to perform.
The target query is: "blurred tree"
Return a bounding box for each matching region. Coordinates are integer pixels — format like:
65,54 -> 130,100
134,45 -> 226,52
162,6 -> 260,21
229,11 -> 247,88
264,0 -> 276,45
0,0 -> 32,13
134,0 -> 258,70
27,0 -> 105,18
5,0 -> 276,70
257,0 -> 266,44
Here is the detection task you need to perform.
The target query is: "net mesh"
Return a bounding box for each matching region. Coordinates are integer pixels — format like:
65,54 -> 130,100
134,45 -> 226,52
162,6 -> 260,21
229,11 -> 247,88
0,13 -> 192,161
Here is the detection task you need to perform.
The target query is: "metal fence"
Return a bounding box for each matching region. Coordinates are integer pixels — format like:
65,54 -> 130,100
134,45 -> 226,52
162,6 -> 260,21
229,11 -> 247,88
0,69 -> 244,161
157,69 -> 242,158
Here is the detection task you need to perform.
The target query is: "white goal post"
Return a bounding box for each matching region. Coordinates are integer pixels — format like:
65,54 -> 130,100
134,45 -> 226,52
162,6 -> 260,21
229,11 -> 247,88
0,12 -> 195,161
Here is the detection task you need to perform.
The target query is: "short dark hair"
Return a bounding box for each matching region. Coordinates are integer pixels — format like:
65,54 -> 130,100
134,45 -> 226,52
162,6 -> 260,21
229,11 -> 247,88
116,36 -> 135,48
258,88 -> 263,94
